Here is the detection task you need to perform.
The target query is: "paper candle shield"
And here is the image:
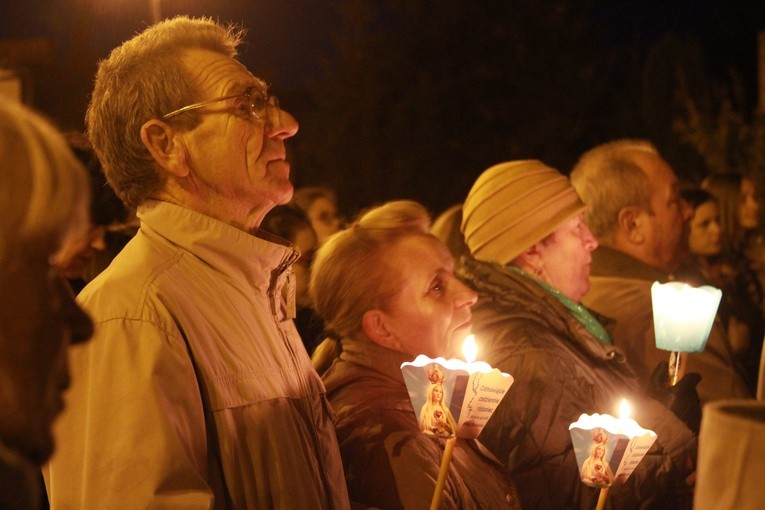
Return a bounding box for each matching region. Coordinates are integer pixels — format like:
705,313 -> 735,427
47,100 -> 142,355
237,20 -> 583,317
569,413 -> 657,489
651,281 -> 722,353
401,355 -> 513,439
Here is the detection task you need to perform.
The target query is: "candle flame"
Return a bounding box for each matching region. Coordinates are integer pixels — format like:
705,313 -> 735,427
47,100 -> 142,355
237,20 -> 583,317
618,399 -> 631,420
462,335 -> 477,363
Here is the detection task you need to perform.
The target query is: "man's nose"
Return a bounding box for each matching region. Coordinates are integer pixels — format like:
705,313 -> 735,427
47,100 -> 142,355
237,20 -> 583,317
267,107 -> 299,140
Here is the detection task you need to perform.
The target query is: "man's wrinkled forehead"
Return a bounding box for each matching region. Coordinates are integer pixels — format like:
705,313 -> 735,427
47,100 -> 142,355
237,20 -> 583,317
180,49 -> 267,95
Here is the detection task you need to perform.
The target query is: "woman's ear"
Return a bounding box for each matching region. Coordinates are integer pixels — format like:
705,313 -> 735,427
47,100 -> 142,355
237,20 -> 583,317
140,119 -> 189,178
514,243 -> 544,277
361,309 -> 402,352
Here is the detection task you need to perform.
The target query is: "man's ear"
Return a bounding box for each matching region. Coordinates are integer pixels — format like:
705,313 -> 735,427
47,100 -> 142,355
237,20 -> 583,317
140,119 -> 189,178
361,309 -> 401,351
617,205 -> 645,244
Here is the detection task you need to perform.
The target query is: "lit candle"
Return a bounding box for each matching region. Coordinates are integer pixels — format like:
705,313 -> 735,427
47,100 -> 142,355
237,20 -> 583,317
651,281 -> 722,385
401,335 -> 514,510
463,334 -> 478,363
569,399 -> 657,510
401,335 -> 513,438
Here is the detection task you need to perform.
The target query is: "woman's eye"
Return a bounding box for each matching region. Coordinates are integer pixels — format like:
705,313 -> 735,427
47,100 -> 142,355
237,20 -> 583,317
429,280 -> 444,295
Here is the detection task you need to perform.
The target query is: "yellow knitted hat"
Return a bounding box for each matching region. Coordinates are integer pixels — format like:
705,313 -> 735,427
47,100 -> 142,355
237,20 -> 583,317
462,160 -> 585,265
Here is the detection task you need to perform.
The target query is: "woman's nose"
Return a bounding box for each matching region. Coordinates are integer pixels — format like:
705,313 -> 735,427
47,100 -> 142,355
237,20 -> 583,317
453,277 -> 477,308
582,224 -> 598,251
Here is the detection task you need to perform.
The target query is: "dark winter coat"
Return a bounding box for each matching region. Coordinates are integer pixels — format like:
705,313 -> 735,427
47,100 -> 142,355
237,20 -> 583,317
322,336 -> 521,510
458,257 -> 696,510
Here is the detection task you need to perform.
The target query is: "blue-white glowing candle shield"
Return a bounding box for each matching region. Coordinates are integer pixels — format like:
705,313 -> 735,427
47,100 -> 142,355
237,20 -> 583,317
651,281 -> 722,353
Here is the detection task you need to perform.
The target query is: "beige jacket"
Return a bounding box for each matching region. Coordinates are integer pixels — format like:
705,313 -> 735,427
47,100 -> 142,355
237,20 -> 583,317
44,201 -> 349,509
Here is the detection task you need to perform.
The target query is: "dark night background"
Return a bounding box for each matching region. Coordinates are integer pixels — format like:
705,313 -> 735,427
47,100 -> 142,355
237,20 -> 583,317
2,0 -> 765,218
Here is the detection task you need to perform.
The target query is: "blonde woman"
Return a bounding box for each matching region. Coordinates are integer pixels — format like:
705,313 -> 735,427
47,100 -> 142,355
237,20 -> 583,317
311,200 -> 520,509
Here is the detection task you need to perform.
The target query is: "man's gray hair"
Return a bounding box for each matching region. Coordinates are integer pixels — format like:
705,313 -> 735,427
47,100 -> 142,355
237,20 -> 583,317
86,16 -> 244,209
570,139 -> 658,240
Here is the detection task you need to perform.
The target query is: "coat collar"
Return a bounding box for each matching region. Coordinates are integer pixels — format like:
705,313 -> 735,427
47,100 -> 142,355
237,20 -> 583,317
137,200 -> 300,312
590,245 -> 670,283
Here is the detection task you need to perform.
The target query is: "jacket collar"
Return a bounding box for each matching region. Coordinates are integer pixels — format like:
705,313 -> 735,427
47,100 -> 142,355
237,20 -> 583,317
458,256 -> 623,363
590,245 -> 670,283
339,336 -> 413,384
137,200 -> 299,297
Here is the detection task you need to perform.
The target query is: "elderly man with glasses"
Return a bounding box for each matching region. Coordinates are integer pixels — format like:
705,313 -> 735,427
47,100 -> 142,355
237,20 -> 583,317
44,17 -> 350,509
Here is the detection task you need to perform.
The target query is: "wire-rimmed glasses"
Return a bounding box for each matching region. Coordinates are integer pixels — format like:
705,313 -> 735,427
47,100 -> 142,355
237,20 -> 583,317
161,86 -> 279,120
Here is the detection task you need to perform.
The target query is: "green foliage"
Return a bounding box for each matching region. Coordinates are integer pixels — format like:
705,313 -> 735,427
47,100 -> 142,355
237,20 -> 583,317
673,74 -> 765,181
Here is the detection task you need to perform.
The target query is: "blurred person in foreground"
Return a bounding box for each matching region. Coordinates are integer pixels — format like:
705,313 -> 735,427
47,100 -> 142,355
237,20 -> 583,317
459,160 -> 698,509
311,200 -> 521,509
570,140 -> 750,404
0,100 -> 93,509
44,16 -> 349,509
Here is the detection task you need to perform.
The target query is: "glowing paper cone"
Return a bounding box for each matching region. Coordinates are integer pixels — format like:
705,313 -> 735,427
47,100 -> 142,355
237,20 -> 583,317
401,336 -> 514,439
651,281 -> 721,385
651,281 -> 721,352
402,335 -> 513,510
569,400 -> 657,509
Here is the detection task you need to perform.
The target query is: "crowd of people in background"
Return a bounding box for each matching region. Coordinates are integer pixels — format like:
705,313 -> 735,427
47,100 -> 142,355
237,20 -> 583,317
2,14 -> 765,510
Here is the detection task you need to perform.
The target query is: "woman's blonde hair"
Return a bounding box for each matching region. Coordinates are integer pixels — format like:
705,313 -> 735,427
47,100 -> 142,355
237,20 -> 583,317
0,101 -> 89,268
86,16 -> 244,208
310,200 -> 431,341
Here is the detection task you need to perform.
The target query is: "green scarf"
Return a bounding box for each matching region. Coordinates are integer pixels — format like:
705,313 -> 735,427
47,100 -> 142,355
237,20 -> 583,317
508,265 -> 612,345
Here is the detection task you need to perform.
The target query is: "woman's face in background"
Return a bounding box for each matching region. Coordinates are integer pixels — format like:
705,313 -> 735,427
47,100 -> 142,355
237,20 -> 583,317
292,226 -> 318,308
688,200 -> 722,256
738,178 -> 760,230
307,197 -> 342,244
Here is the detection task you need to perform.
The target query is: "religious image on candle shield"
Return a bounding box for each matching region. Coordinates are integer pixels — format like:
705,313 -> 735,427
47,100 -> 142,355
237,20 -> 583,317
401,355 -> 513,439
569,413 -> 657,488
418,365 -> 458,437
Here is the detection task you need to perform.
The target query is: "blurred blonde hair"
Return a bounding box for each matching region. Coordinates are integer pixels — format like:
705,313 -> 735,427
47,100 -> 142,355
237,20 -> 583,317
0,101 -> 89,268
310,200 -> 430,372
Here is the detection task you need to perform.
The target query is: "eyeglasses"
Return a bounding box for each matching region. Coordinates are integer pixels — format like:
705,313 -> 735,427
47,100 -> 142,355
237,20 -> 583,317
161,87 -> 279,120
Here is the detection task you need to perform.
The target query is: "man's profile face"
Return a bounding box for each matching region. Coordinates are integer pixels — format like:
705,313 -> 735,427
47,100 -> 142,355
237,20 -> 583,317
175,49 -> 299,224
633,152 -> 691,273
